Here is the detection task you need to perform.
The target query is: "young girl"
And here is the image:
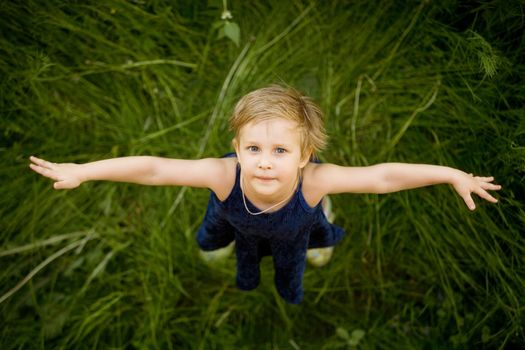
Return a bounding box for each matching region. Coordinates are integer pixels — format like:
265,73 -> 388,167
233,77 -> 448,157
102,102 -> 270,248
29,85 -> 501,304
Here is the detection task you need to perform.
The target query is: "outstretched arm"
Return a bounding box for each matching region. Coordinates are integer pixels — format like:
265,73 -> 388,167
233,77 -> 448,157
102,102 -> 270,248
29,155 -> 230,191
312,163 -> 501,210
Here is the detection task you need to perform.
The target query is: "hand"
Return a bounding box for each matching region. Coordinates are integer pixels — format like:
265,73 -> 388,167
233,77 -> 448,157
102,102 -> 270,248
452,172 -> 501,210
29,156 -> 83,190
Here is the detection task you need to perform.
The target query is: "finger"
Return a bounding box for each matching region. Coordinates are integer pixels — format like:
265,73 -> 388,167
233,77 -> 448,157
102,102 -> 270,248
29,163 -> 46,175
480,182 -> 502,191
30,156 -> 55,169
29,156 -> 46,166
475,176 -> 494,182
29,164 -> 60,181
54,181 -> 65,190
463,194 -> 476,211
474,188 -> 498,203
54,180 -> 77,190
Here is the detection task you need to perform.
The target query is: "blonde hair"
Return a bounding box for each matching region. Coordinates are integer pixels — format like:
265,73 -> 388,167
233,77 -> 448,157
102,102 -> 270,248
229,85 -> 327,158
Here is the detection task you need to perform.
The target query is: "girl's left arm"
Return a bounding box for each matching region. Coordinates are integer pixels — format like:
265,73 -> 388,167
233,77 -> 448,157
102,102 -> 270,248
312,163 -> 501,210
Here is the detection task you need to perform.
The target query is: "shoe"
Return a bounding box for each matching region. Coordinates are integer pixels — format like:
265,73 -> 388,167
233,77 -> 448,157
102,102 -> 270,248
199,241 -> 235,264
322,196 -> 335,222
307,196 -> 335,267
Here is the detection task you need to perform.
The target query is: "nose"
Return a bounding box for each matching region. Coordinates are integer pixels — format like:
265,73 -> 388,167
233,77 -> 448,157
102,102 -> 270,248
257,155 -> 272,170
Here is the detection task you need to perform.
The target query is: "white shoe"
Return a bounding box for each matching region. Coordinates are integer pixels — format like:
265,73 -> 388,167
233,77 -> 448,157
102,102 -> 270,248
322,196 -> 335,222
307,197 -> 335,267
199,241 -> 235,264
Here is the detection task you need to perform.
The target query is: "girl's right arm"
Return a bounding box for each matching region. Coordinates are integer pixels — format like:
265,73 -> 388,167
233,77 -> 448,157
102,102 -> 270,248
29,155 -> 231,193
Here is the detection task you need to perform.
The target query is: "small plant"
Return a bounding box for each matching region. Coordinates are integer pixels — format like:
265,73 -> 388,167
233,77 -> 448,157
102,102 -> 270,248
466,30 -> 509,78
336,327 -> 366,348
213,0 -> 240,46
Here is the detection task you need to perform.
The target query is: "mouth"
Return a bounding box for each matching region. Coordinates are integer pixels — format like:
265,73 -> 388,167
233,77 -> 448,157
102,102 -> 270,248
255,176 -> 275,182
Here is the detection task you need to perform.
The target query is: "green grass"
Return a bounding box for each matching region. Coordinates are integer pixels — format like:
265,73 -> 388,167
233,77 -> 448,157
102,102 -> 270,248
1,0 -> 524,348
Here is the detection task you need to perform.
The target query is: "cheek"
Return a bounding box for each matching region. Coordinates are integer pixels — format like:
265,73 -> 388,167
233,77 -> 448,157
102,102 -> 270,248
276,159 -> 300,177
237,155 -> 255,173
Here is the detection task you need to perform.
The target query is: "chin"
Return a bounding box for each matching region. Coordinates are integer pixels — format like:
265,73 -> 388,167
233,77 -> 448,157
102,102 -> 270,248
251,181 -> 279,195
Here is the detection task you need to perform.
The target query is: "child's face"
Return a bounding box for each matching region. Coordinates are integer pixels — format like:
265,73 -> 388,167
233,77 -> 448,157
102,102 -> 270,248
235,117 -> 309,199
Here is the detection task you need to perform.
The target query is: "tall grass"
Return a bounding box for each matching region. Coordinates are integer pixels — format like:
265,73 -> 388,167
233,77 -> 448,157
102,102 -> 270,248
1,0 -> 524,348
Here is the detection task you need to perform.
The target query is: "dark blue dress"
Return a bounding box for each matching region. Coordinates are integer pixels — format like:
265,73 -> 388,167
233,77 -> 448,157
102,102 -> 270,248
196,154 -> 345,304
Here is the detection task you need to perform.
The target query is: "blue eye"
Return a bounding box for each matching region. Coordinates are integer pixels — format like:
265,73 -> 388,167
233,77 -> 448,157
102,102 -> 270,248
248,146 -> 259,152
275,147 -> 286,154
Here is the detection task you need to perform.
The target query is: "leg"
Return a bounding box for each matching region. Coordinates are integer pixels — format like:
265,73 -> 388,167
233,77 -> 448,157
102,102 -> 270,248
196,197 -> 236,263
235,232 -> 264,291
271,238 -> 308,304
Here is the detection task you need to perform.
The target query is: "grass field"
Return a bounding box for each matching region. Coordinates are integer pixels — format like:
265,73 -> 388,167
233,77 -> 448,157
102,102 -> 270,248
1,1 -> 524,348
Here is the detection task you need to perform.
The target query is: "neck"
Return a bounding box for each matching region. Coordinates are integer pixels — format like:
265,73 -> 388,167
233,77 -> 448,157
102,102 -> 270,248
240,172 -> 299,213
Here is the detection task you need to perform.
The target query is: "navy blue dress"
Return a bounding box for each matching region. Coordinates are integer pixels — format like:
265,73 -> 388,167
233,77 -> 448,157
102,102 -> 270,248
196,154 -> 345,304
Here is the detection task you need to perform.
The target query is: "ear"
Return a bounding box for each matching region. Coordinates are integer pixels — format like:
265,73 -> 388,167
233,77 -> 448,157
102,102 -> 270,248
299,150 -> 312,169
231,138 -> 239,156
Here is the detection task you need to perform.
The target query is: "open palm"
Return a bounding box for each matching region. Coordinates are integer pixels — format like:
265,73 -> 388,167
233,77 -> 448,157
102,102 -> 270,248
29,156 -> 82,190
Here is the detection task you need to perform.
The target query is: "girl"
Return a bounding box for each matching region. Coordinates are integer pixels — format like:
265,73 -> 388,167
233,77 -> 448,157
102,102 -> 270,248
29,85 -> 501,304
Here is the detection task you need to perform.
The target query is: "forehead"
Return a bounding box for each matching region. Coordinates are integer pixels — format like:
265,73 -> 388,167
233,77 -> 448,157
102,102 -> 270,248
239,118 -> 301,145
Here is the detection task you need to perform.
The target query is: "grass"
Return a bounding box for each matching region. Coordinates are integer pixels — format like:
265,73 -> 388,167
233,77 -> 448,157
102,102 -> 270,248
1,0 -> 524,348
